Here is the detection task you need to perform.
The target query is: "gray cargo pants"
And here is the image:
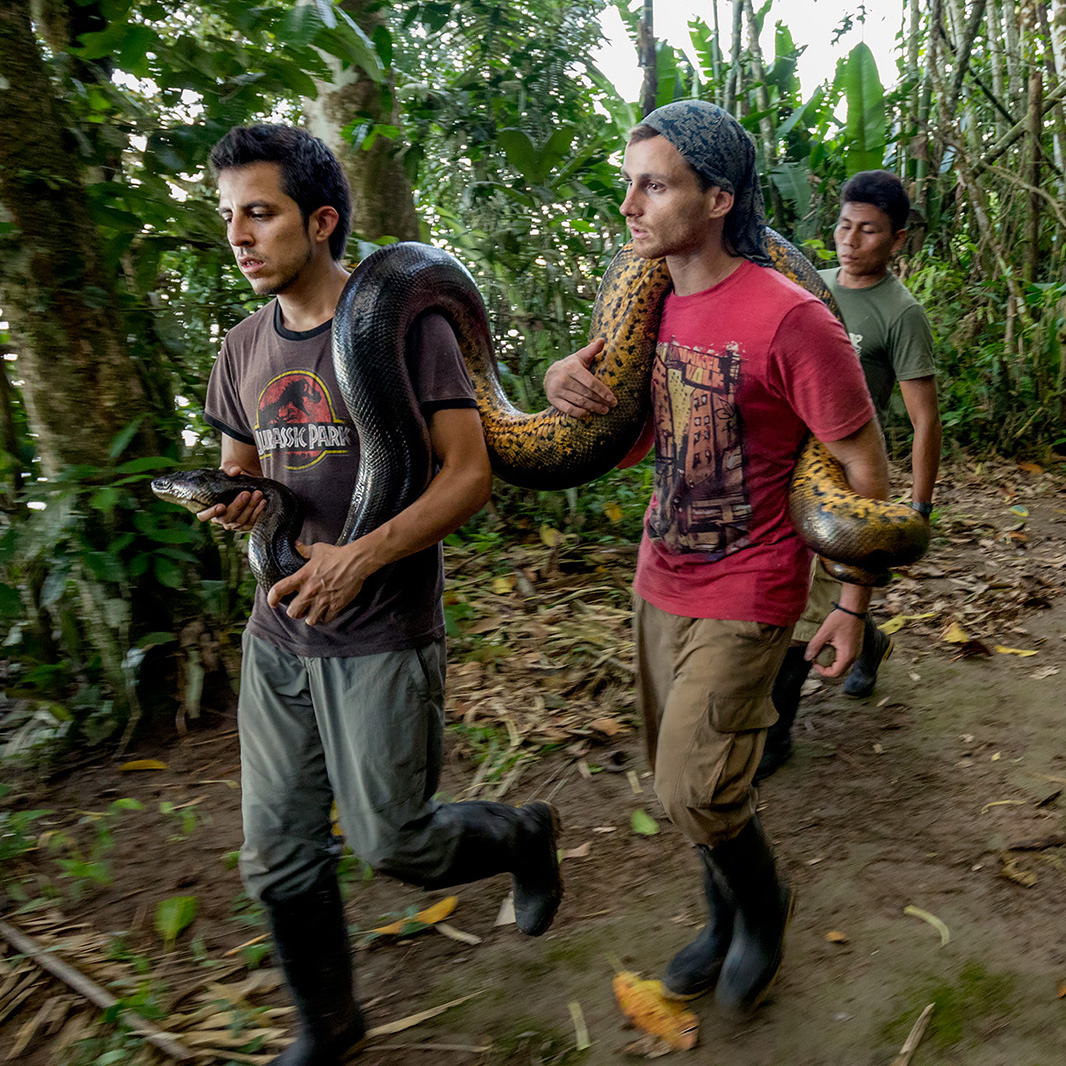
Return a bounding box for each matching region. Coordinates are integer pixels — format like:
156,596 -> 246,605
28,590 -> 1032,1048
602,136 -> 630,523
238,630 -> 459,903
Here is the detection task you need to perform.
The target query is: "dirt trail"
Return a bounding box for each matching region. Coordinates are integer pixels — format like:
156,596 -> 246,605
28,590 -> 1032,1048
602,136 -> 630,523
3,458 -> 1065,1065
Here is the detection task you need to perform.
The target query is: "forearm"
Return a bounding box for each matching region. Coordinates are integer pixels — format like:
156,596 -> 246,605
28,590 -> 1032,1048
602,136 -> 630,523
822,420 -> 890,503
343,461 -> 492,580
910,420 -> 942,503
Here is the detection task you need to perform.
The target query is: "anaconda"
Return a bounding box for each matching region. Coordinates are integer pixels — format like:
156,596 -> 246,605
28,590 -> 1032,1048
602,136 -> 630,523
153,234 -> 929,589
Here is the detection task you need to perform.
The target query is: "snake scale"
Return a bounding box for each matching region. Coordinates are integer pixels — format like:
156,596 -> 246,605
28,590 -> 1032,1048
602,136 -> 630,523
152,234 -> 929,589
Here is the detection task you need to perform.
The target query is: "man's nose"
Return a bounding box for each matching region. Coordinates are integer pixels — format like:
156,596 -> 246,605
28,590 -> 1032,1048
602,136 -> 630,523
228,219 -> 252,246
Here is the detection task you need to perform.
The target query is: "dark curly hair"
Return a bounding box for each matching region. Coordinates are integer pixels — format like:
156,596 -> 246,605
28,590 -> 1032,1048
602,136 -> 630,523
840,170 -> 910,232
209,124 -> 352,260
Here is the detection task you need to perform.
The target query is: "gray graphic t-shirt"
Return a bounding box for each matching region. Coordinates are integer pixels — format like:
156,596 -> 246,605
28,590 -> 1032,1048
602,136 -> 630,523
206,302 -> 476,657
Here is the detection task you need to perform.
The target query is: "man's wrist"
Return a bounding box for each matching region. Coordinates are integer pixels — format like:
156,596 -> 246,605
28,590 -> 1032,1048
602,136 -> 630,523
911,500 -> 933,517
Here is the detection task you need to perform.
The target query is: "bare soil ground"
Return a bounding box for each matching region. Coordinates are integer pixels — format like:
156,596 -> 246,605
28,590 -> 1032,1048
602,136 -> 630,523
3,456 -> 1066,1066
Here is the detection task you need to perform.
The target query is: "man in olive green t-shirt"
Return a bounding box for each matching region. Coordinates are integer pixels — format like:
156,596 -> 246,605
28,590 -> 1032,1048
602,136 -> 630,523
758,170 -> 942,781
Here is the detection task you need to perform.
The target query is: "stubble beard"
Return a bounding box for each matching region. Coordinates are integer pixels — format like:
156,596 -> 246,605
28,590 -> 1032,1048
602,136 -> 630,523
256,243 -> 315,297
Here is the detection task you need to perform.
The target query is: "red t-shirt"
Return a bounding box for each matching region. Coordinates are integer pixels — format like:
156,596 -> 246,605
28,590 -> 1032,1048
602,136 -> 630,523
633,259 -> 874,626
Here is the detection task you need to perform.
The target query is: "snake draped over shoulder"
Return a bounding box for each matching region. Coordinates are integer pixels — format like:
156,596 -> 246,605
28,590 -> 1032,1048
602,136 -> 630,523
152,234 -> 928,589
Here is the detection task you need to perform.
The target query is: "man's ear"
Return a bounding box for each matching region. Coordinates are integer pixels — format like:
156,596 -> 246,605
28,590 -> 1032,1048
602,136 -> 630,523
707,187 -> 735,219
309,205 -> 340,245
891,228 -> 907,255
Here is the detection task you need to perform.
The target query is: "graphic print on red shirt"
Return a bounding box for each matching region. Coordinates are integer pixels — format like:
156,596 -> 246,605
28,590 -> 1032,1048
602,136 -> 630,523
648,336 -> 750,558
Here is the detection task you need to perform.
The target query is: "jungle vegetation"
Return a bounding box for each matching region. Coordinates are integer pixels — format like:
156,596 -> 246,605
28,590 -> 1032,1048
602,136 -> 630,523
0,0 -> 1062,751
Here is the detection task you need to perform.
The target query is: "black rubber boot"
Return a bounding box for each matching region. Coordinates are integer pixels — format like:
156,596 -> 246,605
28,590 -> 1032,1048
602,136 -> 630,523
662,846 -> 735,1000
843,616 -> 893,698
421,801 -> 563,937
264,876 -> 366,1066
755,646 -> 813,783
711,815 -> 794,1015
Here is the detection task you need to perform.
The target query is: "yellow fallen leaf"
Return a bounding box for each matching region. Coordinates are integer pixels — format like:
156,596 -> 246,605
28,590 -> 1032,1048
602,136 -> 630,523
994,645 -> 1039,657
604,501 -> 624,523
1008,505 -> 1029,517
119,759 -> 169,771
826,930 -> 849,943
903,905 -> 950,946
539,524 -> 564,547
371,896 -> 458,936
613,971 -> 698,1050
941,621 -> 970,644
880,614 -> 906,635
999,856 -> 1037,888
491,575 -> 514,595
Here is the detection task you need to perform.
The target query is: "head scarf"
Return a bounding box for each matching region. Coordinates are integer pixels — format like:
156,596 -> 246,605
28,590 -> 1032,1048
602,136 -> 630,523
640,99 -> 770,265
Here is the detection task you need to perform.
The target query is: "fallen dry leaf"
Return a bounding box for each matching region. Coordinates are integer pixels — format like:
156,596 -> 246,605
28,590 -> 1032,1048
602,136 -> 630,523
589,717 -> 627,736
119,759 -> 169,772
825,930 -> 849,944
561,842 -> 592,860
613,971 -> 698,1051
941,621 -> 970,644
371,896 -> 458,937
999,856 -> 1038,888
994,645 -> 1039,657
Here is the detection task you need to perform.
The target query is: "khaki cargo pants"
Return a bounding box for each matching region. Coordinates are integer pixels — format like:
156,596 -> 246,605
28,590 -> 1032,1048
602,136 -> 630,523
633,595 -> 792,847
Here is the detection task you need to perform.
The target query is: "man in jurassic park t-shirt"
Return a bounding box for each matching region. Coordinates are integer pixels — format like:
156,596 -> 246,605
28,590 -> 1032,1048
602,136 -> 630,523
199,124 -> 562,1066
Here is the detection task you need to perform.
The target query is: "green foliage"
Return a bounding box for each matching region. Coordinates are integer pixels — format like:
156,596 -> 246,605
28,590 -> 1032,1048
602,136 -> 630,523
46,798 -> 144,898
155,894 -> 199,946
0,792 -> 53,873
841,43 -> 886,175
2,0 -> 1065,762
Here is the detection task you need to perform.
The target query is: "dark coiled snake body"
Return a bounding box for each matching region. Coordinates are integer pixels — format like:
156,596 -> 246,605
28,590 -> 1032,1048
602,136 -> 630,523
152,235 -> 929,589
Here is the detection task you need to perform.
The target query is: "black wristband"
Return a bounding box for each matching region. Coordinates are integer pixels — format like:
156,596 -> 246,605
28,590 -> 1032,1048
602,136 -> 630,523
831,601 -> 867,620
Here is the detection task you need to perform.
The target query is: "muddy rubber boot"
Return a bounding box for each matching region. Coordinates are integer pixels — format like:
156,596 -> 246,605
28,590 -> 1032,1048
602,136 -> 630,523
422,801 -> 564,936
755,646 -> 813,784
265,876 -> 366,1066
711,815 -> 794,1015
662,846 -> 735,1000
843,616 -> 893,698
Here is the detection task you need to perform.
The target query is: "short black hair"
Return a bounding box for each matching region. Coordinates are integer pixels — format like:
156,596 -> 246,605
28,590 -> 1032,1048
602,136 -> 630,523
209,124 -> 352,260
840,170 -> 910,232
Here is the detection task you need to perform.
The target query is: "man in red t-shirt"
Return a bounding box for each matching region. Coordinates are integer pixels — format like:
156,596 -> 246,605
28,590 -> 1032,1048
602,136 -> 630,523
545,101 -> 888,1014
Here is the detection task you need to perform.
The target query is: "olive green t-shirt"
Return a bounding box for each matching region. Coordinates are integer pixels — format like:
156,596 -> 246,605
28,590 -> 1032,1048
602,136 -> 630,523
818,268 -> 935,423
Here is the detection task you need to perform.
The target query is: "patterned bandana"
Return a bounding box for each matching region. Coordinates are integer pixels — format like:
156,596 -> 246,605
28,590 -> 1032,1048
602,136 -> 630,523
640,99 -> 771,266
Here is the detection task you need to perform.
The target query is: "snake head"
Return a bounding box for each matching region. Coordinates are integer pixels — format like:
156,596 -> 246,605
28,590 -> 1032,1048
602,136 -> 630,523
150,468 -> 261,514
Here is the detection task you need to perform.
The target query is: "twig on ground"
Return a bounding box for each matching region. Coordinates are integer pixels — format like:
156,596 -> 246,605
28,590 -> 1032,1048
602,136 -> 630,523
891,1002 -> 934,1066
0,918 -> 194,1061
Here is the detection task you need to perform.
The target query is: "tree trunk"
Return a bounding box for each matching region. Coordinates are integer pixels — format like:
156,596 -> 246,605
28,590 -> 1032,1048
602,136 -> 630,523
638,0 -> 657,118
988,0 -> 1009,138
725,0 -> 743,115
741,0 -> 783,222
1024,69 -> 1042,289
0,2 -> 158,478
710,0 -> 724,107
302,0 -> 420,243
